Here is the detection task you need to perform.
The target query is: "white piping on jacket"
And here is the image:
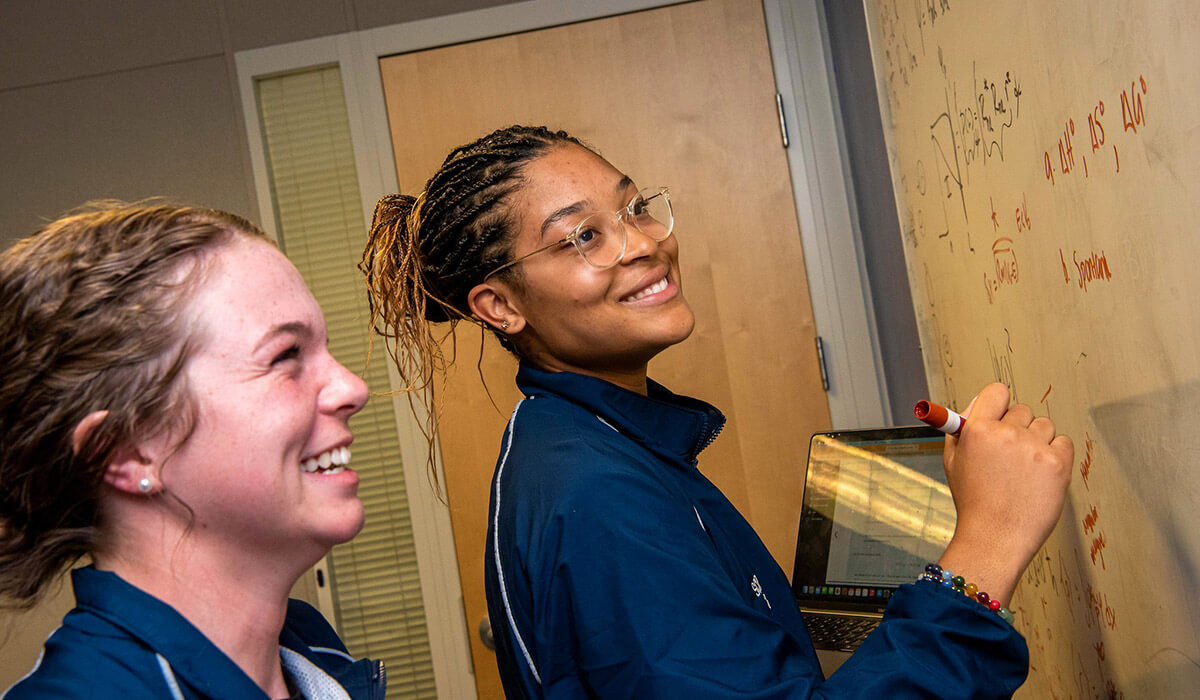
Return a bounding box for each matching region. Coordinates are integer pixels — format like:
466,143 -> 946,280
493,398 -> 543,685
155,654 -> 185,700
307,646 -> 356,663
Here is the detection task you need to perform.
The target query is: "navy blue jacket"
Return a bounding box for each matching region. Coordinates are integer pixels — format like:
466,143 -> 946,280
4,566 -> 385,699
484,365 -> 1028,698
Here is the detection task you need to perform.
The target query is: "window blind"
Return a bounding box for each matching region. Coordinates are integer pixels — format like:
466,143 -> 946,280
255,65 -> 436,698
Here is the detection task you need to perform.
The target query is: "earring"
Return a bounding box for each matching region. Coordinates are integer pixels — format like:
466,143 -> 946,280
501,321 -> 510,331
137,477 -> 154,494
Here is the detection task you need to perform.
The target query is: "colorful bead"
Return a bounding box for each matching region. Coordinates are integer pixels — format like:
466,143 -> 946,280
917,564 -> 1013,626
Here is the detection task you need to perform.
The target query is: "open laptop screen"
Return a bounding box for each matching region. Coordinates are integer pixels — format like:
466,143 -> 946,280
791,426 -> 952,614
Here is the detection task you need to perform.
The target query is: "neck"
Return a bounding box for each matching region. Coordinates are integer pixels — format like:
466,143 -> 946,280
95,507 -> 317,698
523,345 -> 656,395
532,360 -> 650,395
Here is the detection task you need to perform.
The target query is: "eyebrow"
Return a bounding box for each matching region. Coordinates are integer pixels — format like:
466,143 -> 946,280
253,321 -> 313,353
537,175 -> 635,241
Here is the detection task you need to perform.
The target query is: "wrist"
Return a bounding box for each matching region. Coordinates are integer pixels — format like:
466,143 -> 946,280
937,537 -> 1026,606
918,562 -> 1016,625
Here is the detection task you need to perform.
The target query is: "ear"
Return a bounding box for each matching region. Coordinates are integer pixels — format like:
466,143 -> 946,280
71,410 -> 108,457
467,281 -> 526,335
73,411 -> 160,495
102,443 -> 160,495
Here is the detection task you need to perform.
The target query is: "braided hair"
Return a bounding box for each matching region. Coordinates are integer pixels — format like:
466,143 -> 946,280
360,126 -> 584,482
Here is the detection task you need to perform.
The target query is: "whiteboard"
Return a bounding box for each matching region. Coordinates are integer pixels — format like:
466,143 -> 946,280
862,0 -> 1200,696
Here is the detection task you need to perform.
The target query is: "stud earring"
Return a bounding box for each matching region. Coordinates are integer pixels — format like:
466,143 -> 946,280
501,320 -> 510,331
137,477 -> 154,494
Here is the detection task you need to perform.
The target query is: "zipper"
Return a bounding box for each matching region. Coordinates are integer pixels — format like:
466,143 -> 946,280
374,659 -> 386,698
691,415 -> 726,459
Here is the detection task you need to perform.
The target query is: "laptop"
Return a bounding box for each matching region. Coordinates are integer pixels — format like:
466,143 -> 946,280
790,425 -> 953,670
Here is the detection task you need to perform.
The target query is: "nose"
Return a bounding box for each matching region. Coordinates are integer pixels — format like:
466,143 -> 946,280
320,354 -> 369,417
619,219 -> 660,263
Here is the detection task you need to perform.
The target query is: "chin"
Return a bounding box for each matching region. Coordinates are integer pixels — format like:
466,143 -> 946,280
322,504 -> 367,546
665,304 -> 697,344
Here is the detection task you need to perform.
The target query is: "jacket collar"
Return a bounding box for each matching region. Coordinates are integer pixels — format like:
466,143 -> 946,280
72,566 -> 266,697
516,364 -> 725,466
69,566 -> 371,699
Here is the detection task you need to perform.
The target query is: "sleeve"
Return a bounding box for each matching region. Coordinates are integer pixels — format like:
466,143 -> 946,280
817,581 -> 1029,699
2,634 -> 174,700
530,451 -> 1028,699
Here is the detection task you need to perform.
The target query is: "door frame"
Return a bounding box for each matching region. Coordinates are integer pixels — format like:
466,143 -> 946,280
235,0 -> 889,694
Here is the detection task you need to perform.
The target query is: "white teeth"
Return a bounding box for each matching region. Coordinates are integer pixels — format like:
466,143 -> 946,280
301,447 -> 351,474
626,277 -> 668,302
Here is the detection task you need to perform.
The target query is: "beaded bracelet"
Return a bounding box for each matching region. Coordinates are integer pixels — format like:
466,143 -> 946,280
918,563 -> 1015,625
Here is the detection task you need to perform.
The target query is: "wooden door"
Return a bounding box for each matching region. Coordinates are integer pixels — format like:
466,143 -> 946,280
380,1 -> 832,695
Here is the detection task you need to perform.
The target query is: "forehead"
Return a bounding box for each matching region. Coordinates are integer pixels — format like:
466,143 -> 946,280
516,145 -> 629,211
186,239 -> 322,347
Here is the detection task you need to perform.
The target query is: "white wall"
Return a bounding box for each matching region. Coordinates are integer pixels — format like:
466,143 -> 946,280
0,0 -> 522,248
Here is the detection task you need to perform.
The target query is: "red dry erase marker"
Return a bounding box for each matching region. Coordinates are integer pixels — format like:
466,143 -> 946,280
914,400 -> 965,437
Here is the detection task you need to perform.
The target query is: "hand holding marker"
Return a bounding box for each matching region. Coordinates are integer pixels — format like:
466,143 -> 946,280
914,400 -> 965,437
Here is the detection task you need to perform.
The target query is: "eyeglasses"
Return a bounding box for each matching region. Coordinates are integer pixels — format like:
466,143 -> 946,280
484,187 -> 673,279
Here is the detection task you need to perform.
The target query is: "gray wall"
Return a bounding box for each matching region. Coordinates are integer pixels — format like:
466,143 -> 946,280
0,0 -> 520,247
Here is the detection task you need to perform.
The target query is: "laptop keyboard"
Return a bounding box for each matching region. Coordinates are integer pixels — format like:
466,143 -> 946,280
801,612 -> 880,652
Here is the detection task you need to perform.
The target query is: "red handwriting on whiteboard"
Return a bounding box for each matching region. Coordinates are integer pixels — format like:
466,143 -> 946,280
1060,248 -> 1114,291
1079,433 -> 1095,489
984,238 -> 1019,303
1014,193 -> 1031,232
1087,585 -> 1117,630
1044,73 -> 1149,184
1040,384 -> 1053,418
1090,531 -> 1107,569
1075,250 -> 1113,291
1083,504 -> 1107,569
1120,75 -> 1148,133
1088,100 -> 1106,153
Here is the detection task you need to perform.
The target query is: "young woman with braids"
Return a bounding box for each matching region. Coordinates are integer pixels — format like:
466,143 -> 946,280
1,204 -> 384,699
362,125 -> 1074,698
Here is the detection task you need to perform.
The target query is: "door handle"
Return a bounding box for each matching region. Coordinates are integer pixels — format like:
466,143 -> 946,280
478,615 -> 496,651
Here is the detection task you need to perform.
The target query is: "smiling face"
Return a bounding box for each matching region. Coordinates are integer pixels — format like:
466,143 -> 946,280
484,144 -> 695,390
159,238 -> 369,565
